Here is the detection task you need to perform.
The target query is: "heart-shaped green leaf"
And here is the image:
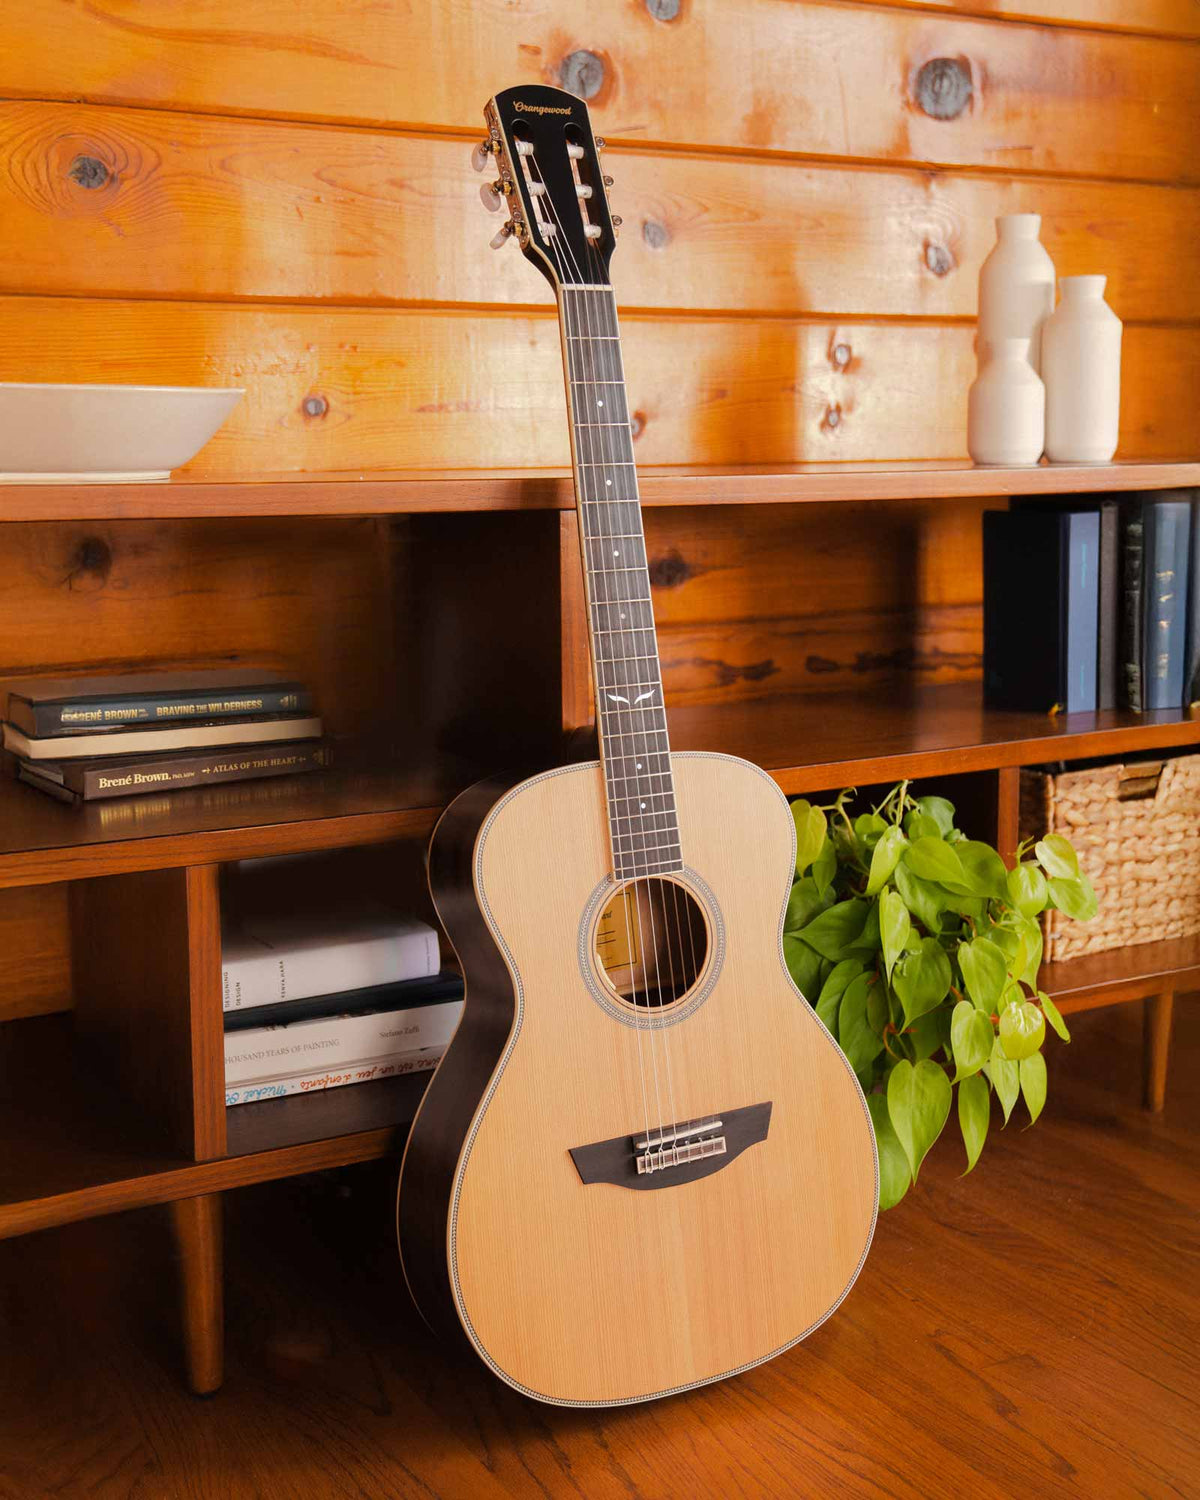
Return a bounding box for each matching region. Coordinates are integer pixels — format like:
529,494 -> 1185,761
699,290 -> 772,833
1011,912 -> 1044,987
1047,873 -> 1099,922
792,799 -> 828,876
783,933 -> 824,1000
894,860 -> 946,933
838,972 -> 885,1073
904,811 -> 944,842
1039,991 -> 1071,1043
892,937 -> 952,1026
880,888 -> 910,980
812,836 -> 838,898
957,840 -> 1010,902
854,812 -> 888,849
908,1007 -> 950,1061
985,1039 -> 1020,1125
784,875 -> 827,932
887,1059 -> 952,1181
797,898 -> 868,961
1035,833 -> 1078,880
1020,1051 -> 1047,1125
1007,863 -> 1049,918
905,837 -> 970,891
958,936 -> 1007,1012
866,825 -> 907,897
950,999 -> 994,1082
999,1000 -> 1046,1060
957,1072 -> 990,1175
815,958 -> 865,1033
917,795 -> 956,836
867,1093 -> 912,1211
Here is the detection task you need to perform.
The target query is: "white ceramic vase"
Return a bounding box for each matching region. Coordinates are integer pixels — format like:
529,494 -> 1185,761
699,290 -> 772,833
968,338 -> 1045,466
1042,275 -> 1122,464
977,213 -> 1055,373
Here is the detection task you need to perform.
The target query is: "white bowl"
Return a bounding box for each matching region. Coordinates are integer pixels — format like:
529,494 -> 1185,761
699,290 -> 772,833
0,382 -> 244,483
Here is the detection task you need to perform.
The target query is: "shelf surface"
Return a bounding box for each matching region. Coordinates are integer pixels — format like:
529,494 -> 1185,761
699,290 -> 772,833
3,684 -> 1200,888
0,766 -> 441,889
669,682 -> 1200,794
2,459 -> 1197,521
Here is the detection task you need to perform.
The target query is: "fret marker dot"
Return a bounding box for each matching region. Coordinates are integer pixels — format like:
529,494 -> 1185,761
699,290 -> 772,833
606,479 -> 612,487
640,802 -> 646,810
636,762 -> 643,770
598,399 -> 604,407
613,549 -> 619,557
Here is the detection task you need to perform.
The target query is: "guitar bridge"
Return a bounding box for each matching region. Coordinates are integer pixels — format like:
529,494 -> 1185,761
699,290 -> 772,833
569,1102 -> 771,1192
636,1134 -> 727,1175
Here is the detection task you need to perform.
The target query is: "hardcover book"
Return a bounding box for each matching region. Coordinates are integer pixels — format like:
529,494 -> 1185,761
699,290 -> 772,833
224,995 -> 463,1085
2,714 -> 323,761
1141,497 -> 1191,710
221,912 -> 440,1012
222,971 -> 464,1033
12,739 -> 330,802
984,508 -> 1100,714
1120,500 -> 1146,710
1,668 -> 311,737
225,1046 -> 444,1107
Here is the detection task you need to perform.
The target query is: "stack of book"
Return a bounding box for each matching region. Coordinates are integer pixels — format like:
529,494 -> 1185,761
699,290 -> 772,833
1,668 -> 328,803
983,489 -> 1200,715
222,908 -> 462,1106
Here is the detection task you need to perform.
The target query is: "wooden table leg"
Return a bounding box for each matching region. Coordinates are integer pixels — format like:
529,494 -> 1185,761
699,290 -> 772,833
1142,991 -> 1175,1113
169,1192 -> 224,1395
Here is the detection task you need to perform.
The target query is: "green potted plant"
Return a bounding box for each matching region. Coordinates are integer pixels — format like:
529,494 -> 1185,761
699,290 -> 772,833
785,781 -> 1098,1208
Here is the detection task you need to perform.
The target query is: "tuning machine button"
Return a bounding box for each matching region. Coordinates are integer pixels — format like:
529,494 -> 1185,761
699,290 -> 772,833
470,139 -> 493,172
480,180 -> 505,212
490,221 -> 515,250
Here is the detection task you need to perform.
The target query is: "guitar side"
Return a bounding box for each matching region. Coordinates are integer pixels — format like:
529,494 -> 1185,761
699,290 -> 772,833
397,753 -> 878,1405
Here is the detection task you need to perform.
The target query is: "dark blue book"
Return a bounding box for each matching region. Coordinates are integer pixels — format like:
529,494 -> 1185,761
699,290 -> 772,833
1182,493 -> 1200,705
983,509 -> 1100,714
222,971 -> 464,1033
1143,498 -> 1191,710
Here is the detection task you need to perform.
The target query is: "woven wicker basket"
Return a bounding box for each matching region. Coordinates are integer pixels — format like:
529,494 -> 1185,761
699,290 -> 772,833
1019,753 -> 1200,963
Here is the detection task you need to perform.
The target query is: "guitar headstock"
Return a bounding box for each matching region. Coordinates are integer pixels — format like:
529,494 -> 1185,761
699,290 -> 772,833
474,85 -> 619,290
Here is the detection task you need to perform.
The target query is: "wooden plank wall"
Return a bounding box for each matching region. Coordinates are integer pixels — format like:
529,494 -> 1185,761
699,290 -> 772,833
0,3 -> 1196,1018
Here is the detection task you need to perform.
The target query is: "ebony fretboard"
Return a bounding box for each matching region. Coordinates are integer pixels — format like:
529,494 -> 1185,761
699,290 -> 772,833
559,284 -> 681,882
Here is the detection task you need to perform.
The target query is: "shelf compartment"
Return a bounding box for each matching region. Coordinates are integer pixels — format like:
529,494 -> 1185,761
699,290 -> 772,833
0,767 -> 441,891
2,459 -> 1198,522
1042,935 -> 1200,1013
225,1072 -> 430,1158
668,682 -> 1200,796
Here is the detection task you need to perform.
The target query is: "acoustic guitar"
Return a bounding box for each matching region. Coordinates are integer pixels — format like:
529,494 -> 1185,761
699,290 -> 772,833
396,84 -> 878,1407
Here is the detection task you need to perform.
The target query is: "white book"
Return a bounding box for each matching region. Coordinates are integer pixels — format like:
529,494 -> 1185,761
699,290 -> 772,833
225,1046 -> 443,1107
3,714 -> 323,760
224,997 -> 463,1085
221,912 -> 439,1012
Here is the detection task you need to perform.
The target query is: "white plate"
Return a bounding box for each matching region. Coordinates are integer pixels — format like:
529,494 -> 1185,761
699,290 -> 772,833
0,382 -> 244,482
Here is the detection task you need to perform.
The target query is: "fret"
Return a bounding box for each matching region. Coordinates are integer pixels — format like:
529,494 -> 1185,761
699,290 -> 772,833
601,728 -> 670,743
594,652 -> 659,665
599,702 -> 667,716
612,835 -> 683,855
607,789 -> 676,805
615,856 -> 685,877
576,460 -> 636,469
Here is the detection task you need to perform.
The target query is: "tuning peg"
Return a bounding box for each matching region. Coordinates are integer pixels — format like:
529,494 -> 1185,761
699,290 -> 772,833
471,139 -> 493,172
490,221 -> 515,250
603,175 -> 614,188
480,180 -> 504,212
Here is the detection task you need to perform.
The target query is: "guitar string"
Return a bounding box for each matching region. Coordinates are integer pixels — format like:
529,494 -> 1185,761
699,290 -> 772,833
530,149 -> 662,1158
574,201 -> 683,1153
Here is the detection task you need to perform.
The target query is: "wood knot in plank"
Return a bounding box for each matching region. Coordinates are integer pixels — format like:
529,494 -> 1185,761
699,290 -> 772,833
560,50 -> 606,101
642,219 -> 670,250
629,411 -> 645,438
914,58 -> 973,120
831,343 -> 852,370
648,549 -> 693,588
66,536 -> 113,590
68,155 -> 111,190
645,0 -> 682,18
924,242 -> 955,276
301,395 -> 328,419
822,403 -> 843,432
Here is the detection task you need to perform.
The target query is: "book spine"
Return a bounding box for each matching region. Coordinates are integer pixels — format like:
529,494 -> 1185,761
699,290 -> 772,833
224,998 -> 463,1084
36,686 -> 311,734
1065,512 -> 1100,714
221,925 -> 440,1012
1097,501 -> 1119,713
1187,497 -> 1200,706
225,1047 -> 443,1107
1145,502 -> 1191,710
72,741 -> 329,800
1120,502 -> 1145,711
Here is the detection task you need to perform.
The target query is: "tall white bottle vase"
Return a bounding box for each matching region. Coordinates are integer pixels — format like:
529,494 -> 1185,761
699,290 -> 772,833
968,338 -> 1045,466
1042,275 -> 1123,464
977,214 -> 1055,373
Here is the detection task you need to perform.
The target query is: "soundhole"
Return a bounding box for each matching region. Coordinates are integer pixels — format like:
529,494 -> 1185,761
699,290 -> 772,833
594,877 -> 709,1012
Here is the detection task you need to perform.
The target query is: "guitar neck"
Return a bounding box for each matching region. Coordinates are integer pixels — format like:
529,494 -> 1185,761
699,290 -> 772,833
559,284 -> 682,881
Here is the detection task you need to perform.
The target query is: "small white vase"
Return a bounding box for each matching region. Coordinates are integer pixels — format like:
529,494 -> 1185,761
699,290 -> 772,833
968,337 -> 1045,466
1042,275 -> 1122,464
977,214 -> 1056,373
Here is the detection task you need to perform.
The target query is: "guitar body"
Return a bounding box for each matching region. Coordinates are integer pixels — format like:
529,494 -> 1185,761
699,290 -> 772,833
398,751 -> 878,1406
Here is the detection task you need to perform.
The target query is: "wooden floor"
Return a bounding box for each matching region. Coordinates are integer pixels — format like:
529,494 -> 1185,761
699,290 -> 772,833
1,1000 -> 1196,1500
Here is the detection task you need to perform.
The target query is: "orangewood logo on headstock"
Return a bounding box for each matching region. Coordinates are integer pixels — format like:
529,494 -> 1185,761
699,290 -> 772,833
513,100 -> 573,114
